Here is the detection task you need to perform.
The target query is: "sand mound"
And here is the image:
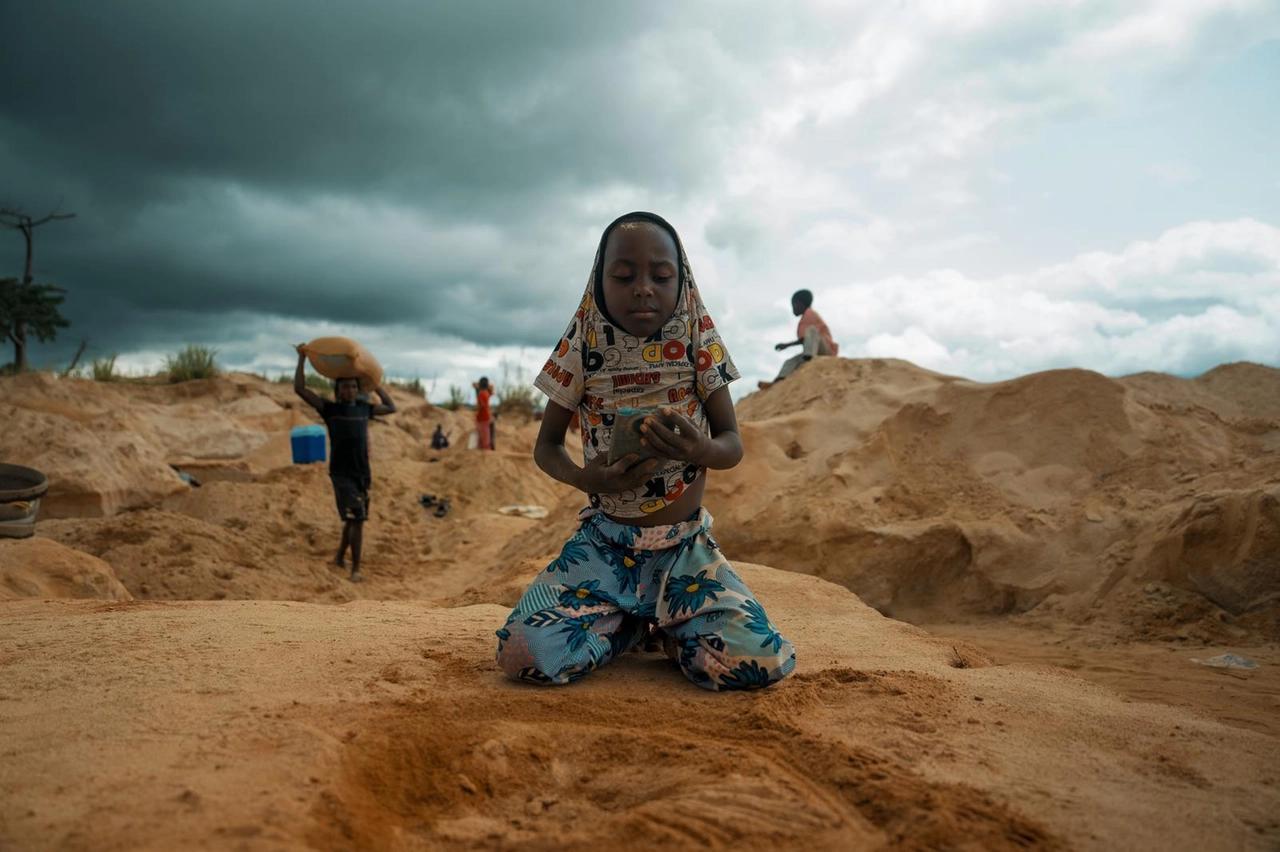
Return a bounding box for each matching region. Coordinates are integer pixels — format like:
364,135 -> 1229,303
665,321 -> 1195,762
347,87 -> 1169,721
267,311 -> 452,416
6,359 -> 1278,644
1115,487 -> 1280,640
0,399 -> 189,518
41,441 -> 575,604
0,537 -> 132,600
1122,361 -> 1280,423
2,568 -> 1276,851
0,371 -> 473,516
718,358 -> 1280,639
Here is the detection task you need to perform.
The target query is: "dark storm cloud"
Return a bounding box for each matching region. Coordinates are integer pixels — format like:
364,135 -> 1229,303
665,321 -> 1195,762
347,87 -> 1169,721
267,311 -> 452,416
1,1 -> 700,204
0,1 -> 757,364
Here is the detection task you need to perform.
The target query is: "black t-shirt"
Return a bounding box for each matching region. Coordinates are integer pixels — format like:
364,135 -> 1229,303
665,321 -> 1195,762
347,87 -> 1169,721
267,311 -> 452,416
322,401 -> 373,485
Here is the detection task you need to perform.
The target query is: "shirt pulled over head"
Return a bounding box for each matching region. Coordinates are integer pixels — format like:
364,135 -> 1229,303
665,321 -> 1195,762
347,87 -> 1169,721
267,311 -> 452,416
534,212 -> 739,518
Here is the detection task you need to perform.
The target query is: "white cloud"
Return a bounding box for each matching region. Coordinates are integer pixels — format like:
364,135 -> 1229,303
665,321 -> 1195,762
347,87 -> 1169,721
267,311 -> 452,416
773,218 -> 1280,383
1028,218 -> 1280,305
865,326 -> 952,366
727,0 -> 1280,181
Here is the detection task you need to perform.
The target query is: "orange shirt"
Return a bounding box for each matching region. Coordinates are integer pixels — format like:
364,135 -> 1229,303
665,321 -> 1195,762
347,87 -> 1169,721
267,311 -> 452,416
797,308 -> 839,356
476,389 -> 492,421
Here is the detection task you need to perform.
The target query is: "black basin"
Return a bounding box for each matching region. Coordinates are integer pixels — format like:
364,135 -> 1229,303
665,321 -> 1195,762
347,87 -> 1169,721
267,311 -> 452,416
0,463 -> 49,502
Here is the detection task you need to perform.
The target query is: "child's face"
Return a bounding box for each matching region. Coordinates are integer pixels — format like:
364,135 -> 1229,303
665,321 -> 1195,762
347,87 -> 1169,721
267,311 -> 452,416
601,223 -> 680,338
335,378 -> 359,403
791,295 -> 806,316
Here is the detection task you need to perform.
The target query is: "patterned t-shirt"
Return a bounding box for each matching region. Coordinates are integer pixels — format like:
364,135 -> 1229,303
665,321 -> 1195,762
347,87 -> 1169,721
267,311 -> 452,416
535,290 -> 739,518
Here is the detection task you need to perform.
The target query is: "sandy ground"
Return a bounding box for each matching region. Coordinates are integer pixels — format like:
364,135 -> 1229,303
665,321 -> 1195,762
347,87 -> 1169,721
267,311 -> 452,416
3,576 -> 1278,851
2,360 -> 1279,850
918,620 -> 1280,738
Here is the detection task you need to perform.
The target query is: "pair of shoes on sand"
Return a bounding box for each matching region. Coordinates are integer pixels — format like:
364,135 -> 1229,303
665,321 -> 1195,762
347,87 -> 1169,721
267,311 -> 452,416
333,559 -> 364,583
418,494 -> 451,517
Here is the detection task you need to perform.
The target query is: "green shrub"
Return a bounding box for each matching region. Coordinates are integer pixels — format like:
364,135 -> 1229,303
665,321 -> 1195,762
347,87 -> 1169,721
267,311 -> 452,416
386,376 -> 425,397
445,384 -> 465,411
496,356 -> 541,418
91,354 -> 120,382
166,345 -> 219,382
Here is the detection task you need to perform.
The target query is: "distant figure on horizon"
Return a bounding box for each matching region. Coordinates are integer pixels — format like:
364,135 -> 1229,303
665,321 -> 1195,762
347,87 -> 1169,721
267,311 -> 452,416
474,376 -> 496,450
759,288 -> 839,389
431,423 -> 450,450
293,346 -> 396,583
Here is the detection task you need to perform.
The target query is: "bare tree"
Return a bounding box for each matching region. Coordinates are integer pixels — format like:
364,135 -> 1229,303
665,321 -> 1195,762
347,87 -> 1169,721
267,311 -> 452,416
59,338 -> 89,378
0,205 -> 76,372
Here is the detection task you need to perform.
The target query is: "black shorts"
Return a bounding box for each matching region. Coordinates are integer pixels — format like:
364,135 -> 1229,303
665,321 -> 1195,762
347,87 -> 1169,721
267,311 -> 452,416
330,475 -> 369,522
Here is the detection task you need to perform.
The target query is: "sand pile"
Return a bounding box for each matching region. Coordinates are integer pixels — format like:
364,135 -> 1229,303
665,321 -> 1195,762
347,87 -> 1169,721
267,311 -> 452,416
0,537 -> 132,601
716,358 -> 1280,640
1122,361 -> 1280,423
0,372 -> 310,516
5,362 -> 1278,644
0,385 -> 188,518
0,371 -> 484,508
41,434 -> 573,605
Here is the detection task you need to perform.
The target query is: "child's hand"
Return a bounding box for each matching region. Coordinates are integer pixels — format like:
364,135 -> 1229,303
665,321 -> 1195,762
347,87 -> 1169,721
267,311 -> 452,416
578,453 -> 661,494
641,408 -> 707,465
774,341 -> 789,351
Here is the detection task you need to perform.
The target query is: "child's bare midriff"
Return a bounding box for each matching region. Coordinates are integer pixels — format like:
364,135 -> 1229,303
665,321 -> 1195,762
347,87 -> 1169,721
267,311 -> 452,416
604,473 -> 706,527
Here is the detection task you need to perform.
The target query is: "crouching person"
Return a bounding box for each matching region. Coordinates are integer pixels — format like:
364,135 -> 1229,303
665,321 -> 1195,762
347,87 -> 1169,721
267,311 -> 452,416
494,212 -> 795,691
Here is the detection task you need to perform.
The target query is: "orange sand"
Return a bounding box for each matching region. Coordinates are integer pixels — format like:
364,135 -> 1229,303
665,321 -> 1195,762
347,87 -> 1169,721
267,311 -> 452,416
1,360 -> 1278,850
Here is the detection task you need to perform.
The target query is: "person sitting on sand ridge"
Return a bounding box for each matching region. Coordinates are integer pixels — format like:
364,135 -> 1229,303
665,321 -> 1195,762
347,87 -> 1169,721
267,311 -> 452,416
759,288 -> 839,389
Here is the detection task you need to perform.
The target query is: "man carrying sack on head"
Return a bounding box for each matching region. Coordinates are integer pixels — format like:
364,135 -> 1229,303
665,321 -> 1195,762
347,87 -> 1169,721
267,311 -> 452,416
293,340 -> 396,583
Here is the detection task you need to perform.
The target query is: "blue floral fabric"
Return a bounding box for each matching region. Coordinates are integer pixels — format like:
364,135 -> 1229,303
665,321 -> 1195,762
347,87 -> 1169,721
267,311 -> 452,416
495,509 -> 796,691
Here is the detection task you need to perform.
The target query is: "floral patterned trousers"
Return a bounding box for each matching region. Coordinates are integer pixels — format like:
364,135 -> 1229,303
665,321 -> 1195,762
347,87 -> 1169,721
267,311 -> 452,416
495,508 -> 796,691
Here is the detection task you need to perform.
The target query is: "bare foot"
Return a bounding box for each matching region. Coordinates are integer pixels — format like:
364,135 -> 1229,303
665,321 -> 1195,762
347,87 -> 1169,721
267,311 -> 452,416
757,380 -> 773,391
333,554 -> 346,569
349,571 -> 364,584
662,631 -> 679,661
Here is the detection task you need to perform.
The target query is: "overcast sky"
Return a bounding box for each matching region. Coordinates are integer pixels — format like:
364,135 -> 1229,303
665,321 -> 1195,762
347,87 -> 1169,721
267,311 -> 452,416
2,1 -> 1277,401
